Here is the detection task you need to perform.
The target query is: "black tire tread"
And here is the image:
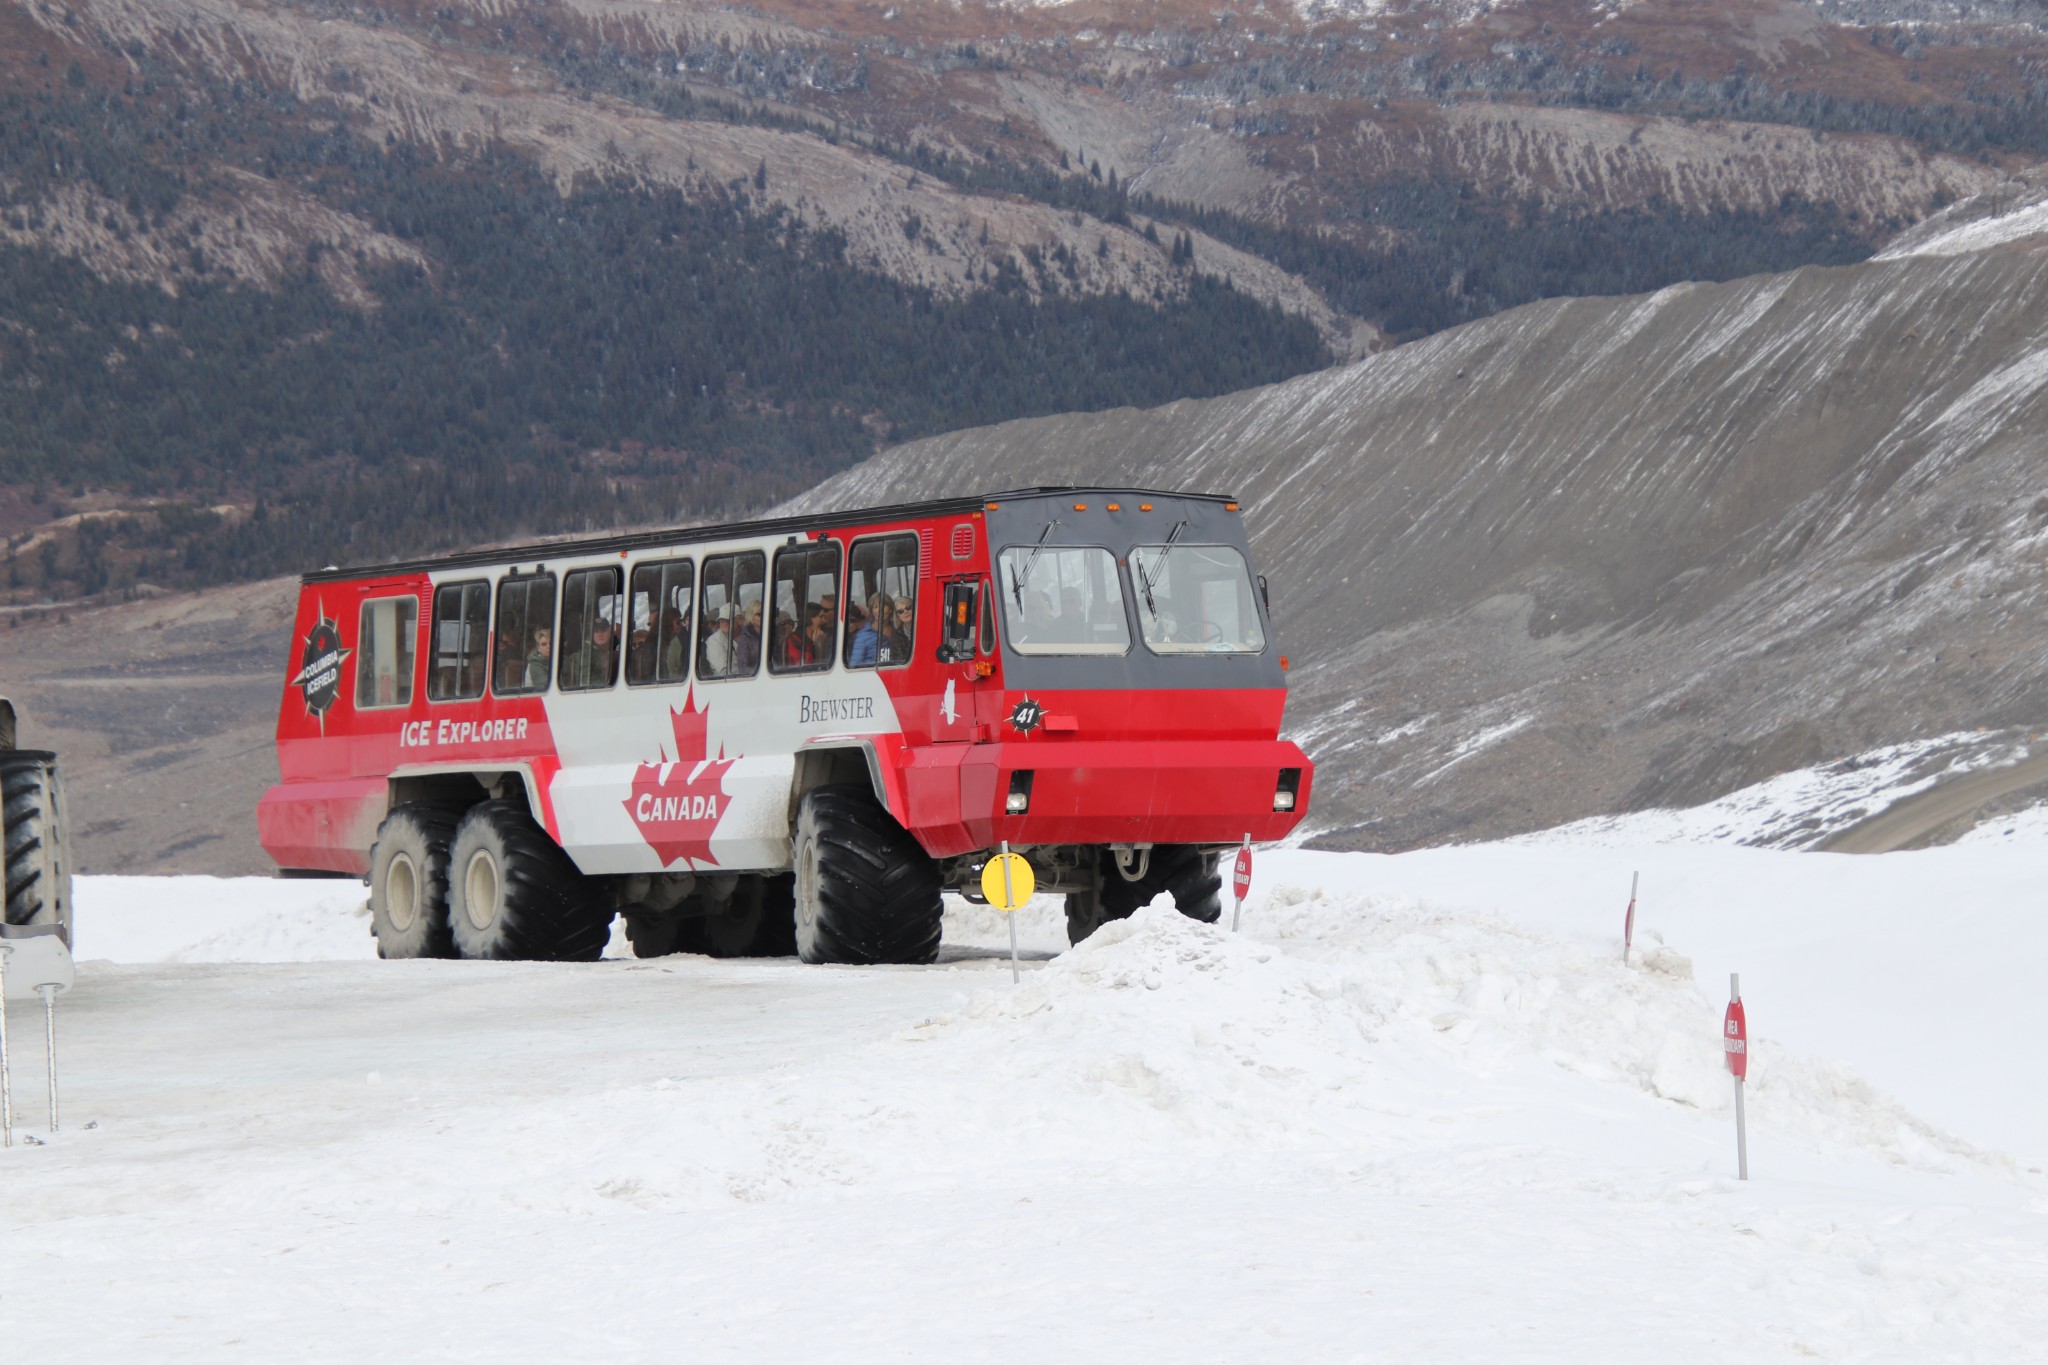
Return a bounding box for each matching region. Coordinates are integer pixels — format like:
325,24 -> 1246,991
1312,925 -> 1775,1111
1097,844 -> 1223,927
2,751 -> 71,943
369,804 -> 459,959
800,785 -> 942,965
453,800 -> 611,962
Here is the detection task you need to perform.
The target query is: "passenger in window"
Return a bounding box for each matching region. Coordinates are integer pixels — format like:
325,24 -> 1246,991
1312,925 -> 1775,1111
849,593 -> 885,667
771,609 -> 798,668
524,627 -> 552,690
626,622 -> 654,685
736,602 -> 763,674
802,601 -> 833,666
565,617 -> 617,689
662,607 -> 689,679
496,616 -> 526,692
1056,587 -> 1090,642
701,607 -> 735,678
1018,589 -> 1056,645
888,596 -> 915,662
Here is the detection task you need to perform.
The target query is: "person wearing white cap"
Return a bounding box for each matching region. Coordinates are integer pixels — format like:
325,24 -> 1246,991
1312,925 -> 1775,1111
700,605 -> 736,678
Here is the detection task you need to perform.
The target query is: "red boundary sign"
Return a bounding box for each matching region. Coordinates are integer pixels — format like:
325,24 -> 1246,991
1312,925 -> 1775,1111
1723,999 -> 1749,1079
1232,845 -> 1253,899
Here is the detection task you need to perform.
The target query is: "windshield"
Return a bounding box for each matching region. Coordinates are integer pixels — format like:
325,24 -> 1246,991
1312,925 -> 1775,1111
997,546 -> 1130,655
1128,544 -> 1266,654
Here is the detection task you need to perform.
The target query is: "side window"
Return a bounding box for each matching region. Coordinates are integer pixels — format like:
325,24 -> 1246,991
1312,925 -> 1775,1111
492,573 -> 557,697
844,534 -> 918,670
977,578 -> 995,656
627,558 -> 695,688
558,567 -> 624,692
697,551 -> 767,681
355,596 -> 418,709
427,581 -> 491,701
769,542 -> 842,676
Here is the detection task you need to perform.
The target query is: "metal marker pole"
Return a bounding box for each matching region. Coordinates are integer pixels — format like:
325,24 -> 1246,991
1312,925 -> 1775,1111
1623,871 -> 1638,965
1232,832 -> 1251,932
0,944 -> 12,1149
1000,840 -> 1020,986
41,984 -> 57,1133
1732,972 -> 1748,1182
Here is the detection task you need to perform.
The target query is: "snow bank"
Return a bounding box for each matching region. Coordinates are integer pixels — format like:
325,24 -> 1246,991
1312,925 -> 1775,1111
20,835 -> 2048,1359
74,874 -> 373,962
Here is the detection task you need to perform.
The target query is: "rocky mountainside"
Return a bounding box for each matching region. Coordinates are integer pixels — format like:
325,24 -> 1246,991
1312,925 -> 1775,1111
5,0 -> 2044,604
9,177 -> 2046,873
787,183 -> 2048,849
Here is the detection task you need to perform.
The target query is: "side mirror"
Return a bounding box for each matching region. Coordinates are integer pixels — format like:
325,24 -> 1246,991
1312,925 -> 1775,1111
1257,574 -> 1271,614
937,581 -> 978,663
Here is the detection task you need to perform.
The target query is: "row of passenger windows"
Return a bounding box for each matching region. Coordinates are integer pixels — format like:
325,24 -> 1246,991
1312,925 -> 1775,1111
352,535 -> 921,709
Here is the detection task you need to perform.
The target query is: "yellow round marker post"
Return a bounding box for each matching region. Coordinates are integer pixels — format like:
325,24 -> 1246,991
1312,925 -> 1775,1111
982,841 -> 1035,983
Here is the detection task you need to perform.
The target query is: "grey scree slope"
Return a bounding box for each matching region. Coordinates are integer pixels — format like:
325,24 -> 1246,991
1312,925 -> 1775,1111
10,191 -> 2048,875
786,227 -> 2048,851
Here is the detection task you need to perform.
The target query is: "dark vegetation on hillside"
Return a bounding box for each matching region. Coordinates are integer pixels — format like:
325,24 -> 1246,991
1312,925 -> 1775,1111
564,55 -> 1881,341
0,85 -> 1327,596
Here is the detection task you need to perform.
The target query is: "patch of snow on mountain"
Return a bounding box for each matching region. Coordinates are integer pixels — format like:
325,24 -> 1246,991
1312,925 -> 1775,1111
1509,731 -> 2017,848
1879,189 -> 2048,259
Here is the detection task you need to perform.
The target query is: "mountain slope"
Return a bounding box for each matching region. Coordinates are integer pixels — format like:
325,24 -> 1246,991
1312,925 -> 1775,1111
787,193 -> 2048,847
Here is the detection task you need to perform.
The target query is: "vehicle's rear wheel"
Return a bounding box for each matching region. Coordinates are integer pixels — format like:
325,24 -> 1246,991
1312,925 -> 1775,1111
1073,844 -> 1223,944
792,785 -> 942,965
447,799 -> 611,961
1063,887 -> 1104,946
623,908 -> 683,959
699,873 -> 799,958
367,805 -> 458,959
1,751 -> 72,949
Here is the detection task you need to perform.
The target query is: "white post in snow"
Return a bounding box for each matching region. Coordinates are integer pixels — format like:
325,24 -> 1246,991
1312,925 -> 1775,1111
41,984 -> 57,1133
1001,841 -> 1020,986
0,943 -> 12,1149
1623,871 -> 1639,965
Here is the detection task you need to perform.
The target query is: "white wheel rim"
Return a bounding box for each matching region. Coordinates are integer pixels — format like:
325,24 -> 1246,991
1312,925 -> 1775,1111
795,841 -> 819,952
385,852 -> 419,932
464,849 -> 500,932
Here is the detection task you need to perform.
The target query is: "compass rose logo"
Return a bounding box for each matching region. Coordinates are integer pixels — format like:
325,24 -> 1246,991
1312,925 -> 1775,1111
290,604 -> 351,730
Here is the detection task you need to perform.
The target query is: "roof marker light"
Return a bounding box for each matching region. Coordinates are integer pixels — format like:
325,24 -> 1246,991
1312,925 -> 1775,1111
1226,502 -> 1241,511
1139,503 -> 1154,512
1073,503 -> 1087,511
1107,502 -> 1122,511
986,502 -> 1000,510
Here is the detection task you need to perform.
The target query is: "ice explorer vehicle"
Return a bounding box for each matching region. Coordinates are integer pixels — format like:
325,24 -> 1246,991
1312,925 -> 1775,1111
258,489 -> 1312,963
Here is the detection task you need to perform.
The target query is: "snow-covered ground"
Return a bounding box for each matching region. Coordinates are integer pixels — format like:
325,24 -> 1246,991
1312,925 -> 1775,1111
9,838 -> 2048,1360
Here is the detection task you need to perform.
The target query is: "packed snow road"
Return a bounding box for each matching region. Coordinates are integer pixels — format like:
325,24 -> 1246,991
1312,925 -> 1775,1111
6,844 -> 2048,1361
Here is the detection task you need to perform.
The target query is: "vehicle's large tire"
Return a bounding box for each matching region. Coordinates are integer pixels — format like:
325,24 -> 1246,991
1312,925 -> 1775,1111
792,785 -> 942,965
1,751 -> 72,949
1073,845 -> 1223,944
1063,887 -> 1105,947
367,805 -> 458,959
751,873 -> 799,957
624,909 -> 683,959
447,800 -> 611,962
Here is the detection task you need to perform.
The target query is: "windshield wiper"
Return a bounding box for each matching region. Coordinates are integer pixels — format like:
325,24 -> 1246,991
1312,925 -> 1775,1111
1133,520 -> 1188,620
1014,519 -> 1061,609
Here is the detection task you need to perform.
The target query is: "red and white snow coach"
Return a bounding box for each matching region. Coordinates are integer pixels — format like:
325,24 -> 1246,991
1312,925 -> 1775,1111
259,490 -> 1312,963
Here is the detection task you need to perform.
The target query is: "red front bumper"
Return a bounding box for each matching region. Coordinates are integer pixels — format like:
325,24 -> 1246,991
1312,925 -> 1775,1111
903,738 -> 1312,857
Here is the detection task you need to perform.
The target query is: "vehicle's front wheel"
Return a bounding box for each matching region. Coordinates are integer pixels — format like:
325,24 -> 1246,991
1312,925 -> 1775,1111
1073,845 -> 1223,945
447,800 -> 611,961
1,750 -> 72,948
792,785 -> 942,965
367,805 -> 458,959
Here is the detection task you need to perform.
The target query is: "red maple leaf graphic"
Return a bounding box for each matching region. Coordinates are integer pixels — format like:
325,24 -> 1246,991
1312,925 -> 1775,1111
622,685 -> 740,869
